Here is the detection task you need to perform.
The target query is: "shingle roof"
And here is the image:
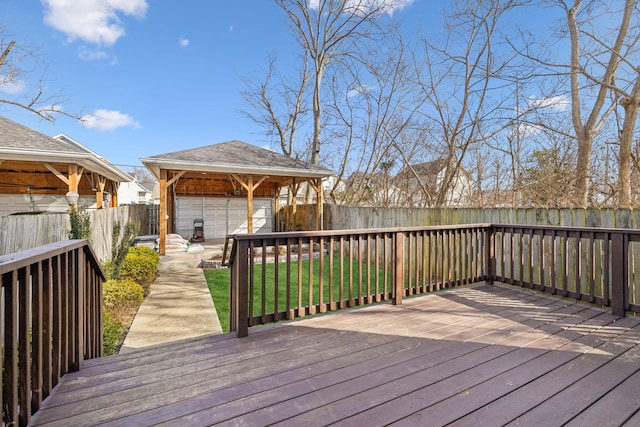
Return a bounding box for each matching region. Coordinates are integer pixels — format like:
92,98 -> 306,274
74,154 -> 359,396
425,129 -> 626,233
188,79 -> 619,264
0,115 -> 132,182
141,140 -> 334,179
0,116 -> 86,154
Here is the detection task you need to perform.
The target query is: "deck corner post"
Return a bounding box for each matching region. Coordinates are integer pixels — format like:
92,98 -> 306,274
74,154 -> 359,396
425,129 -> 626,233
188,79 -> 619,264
610,232 -> 627,317
232,239 -> 250,337
393,231 -> 404,305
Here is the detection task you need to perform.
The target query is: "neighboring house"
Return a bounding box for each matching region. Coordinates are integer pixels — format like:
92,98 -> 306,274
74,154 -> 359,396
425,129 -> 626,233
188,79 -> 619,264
0,116 -> 133,216
339,171 -> 405,207
118,178 -> 158,205
394,159 -> 473,207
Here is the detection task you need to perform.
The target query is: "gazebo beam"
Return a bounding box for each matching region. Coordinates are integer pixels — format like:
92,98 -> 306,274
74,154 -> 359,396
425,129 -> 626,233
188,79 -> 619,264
231,174 -> 269,234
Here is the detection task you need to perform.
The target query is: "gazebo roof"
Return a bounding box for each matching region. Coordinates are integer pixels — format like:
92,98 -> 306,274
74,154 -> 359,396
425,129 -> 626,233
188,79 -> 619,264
140,140 -> 334,180
0,116 -> 132,183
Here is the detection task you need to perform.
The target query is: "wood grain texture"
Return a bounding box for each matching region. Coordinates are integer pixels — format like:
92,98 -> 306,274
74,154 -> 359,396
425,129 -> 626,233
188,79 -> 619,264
29,284 -> 640,427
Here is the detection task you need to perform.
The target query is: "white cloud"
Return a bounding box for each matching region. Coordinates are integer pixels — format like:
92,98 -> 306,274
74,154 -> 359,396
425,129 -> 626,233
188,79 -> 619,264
528,95 -> 570,112
347,83 -> 375,98
178,37 -> 190,48
309,0 -> 415,15
0,78 -> 26,95
81,109 -> 141,131
77,47 -> 113,62
41,0 -> 148,46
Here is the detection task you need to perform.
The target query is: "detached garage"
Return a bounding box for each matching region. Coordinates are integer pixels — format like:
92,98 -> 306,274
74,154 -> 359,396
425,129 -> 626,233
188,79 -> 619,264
141,140 -> 334,255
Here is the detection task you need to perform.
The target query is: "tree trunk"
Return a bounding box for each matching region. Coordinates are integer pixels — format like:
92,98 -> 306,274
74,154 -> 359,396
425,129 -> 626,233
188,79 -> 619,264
618,75 -> 640,208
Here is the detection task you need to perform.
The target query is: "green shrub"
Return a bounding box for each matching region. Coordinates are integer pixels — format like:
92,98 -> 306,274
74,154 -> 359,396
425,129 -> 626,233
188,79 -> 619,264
120,249 -> 159,293
102,312 -> 125,356
128,246 -> 160,264
103,278 -> 144,322
106,220 -> 140,280
68,209 -> 92,242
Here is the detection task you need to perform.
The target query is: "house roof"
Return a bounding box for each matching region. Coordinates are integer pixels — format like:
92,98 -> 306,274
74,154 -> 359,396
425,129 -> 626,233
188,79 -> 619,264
0,116 -> 133,183
395,159 -> 450,180
140,140 -> 334,180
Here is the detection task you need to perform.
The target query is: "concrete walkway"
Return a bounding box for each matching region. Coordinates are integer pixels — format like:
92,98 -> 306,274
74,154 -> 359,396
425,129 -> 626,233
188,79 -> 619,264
119,245 -> 224,353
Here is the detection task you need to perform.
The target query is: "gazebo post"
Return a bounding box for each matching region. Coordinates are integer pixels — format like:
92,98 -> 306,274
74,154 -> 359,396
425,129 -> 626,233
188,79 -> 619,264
247,175 -> 254,233
159,169 -> 167,255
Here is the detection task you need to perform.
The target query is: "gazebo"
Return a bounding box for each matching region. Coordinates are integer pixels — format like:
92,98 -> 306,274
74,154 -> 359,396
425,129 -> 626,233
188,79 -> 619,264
0,116 -> 132,213
140,141 -> 335,255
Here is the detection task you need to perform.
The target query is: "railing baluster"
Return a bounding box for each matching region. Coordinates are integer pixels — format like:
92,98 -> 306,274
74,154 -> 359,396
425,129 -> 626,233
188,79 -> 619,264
358,235 -> 364,304
328,236 -> 335,310
18,266 -> 31,425
4,270 -> 18,425
297,237 -> 303,316
274,239 -> 280,319
31,261 -> 44,413
319,236 -> 325,313
308,237 -> 315,315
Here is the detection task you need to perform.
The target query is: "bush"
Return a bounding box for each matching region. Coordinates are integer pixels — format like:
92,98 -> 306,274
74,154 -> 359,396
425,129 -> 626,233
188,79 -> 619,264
68,209 -> 92,242
103,278 -> 144,323
103,312 -> 125,356
106,220 -> 140,280
128,246 -> 160,265
120,248 -> 159,293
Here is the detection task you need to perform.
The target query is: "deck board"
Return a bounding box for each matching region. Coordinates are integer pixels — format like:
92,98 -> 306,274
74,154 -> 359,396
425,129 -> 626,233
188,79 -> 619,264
29,283 -> 640,427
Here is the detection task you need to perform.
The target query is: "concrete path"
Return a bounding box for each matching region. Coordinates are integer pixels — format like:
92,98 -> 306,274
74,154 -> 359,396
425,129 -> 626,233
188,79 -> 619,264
119,246 -> 224,353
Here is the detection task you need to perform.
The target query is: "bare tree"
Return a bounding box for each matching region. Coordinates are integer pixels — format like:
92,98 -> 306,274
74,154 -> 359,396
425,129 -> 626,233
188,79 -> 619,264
554,0 -> 635,207
241,52 -> 310,158
322,30 -> 426,207
274,0 -> 391,171
0,28 -> 75,121
412,0 -> 528,207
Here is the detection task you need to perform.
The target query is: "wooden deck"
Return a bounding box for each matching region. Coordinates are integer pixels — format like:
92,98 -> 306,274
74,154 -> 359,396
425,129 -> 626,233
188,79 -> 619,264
29,283 -> 640,427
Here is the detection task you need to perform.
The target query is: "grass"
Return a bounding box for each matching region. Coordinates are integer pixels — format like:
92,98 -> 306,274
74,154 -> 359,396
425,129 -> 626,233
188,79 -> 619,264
205,268 -> 231,332
204,254 -> 394,333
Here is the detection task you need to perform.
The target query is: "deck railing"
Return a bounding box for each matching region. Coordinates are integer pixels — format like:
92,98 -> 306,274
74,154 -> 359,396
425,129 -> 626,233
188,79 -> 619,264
0,240 -> 105,426
228,225 -> 491,337
229,224 -> 640,337
491,225 -> 640,316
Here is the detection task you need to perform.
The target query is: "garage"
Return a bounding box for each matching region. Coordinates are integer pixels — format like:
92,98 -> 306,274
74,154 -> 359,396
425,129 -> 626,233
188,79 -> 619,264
175,196 -> 272,240
141,140 -> 334,254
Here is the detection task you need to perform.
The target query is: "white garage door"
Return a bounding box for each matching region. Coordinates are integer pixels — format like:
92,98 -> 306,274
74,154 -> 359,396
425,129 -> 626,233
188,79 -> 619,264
175,197 -> 273,240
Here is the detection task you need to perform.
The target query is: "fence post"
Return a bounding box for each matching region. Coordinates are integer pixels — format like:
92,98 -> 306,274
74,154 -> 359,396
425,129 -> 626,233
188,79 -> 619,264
230,240 -> 249,337
610,232 -> 627,317
393,231 -> 404,305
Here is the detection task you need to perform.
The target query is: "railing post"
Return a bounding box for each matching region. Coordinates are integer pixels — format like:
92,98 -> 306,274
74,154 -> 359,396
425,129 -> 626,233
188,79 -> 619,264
611,232 -> 627,317
393,231 -> 404,305
230,240 -> 249,337
487,226 -> 495,285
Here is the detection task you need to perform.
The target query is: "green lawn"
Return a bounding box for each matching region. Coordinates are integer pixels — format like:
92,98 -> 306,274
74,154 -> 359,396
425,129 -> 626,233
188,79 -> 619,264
204,255 -> 394,333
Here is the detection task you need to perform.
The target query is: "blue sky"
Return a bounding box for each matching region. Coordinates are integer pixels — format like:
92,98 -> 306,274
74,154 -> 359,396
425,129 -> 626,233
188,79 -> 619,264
0,0 -> 572,178
0,0 -> 424,173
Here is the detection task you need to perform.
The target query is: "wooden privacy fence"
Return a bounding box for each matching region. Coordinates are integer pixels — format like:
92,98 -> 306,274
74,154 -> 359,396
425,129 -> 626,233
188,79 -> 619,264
228,224 -> 640,337
0,204 -> 149,261
0,240 -> 105,427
